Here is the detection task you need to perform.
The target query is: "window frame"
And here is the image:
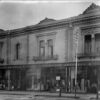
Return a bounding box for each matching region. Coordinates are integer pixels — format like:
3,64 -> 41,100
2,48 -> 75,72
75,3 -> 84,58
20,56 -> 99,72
0,42 -> 3,57
15,43 -> 20,60
47,39 -> 53,57
39,40 -> 45,57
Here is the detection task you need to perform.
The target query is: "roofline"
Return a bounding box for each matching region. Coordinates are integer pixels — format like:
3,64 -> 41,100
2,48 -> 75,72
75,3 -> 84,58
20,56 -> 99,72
8,12 -> 100,33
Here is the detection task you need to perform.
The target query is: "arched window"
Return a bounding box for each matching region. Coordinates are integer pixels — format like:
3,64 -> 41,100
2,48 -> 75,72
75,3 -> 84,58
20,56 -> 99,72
15,43 -> 20,60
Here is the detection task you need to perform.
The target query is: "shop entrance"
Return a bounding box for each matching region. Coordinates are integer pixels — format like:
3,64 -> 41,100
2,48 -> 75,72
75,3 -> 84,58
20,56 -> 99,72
41,67 -> 66,92
0,69 -> 6,90
68,66 -> 98,93
67,66 -> 87,93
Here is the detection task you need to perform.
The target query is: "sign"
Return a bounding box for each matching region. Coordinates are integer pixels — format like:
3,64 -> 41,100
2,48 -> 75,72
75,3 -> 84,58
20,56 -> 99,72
56,76 -> 60,80
56,88 -> 60,92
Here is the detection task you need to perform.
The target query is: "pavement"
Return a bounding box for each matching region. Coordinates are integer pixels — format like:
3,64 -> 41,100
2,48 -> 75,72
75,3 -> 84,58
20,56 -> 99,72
0,90 -> 99,100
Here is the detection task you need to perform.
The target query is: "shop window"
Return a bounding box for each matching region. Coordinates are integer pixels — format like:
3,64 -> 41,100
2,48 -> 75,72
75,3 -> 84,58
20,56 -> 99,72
39,40 -> 45,57
47,39 -> 53,57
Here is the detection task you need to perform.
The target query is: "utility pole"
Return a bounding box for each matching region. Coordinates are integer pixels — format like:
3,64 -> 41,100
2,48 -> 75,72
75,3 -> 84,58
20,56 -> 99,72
73,27 -> 80,97
96,67 -> 99,99
7,70 -> 10,90
75,40 -> 78,97
7,30 -> 11,90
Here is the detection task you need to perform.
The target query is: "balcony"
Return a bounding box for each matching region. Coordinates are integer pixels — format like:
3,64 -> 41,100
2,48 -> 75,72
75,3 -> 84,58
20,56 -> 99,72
33,55 -> 58,61
0,58 -> 4,64
77,52 -> 100,59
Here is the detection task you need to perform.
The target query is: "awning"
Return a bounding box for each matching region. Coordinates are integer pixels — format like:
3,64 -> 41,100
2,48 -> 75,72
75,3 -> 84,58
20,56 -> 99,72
0,65 -> 29,69
0,61 -> 99,69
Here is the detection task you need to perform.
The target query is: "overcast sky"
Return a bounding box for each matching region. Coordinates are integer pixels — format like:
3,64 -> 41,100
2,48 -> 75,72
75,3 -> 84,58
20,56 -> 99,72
0,0 -> 99,30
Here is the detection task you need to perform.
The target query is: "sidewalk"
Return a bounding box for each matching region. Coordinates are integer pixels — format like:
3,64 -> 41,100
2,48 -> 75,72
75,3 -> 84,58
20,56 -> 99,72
0,90 -> 98,100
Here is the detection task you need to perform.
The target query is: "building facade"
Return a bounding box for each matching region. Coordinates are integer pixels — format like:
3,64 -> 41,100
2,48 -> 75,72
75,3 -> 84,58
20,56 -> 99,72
0,3 -> 100,93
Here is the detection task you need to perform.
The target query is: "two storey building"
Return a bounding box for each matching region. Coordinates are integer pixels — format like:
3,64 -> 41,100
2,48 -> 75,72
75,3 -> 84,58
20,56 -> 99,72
0,3 -> 100,93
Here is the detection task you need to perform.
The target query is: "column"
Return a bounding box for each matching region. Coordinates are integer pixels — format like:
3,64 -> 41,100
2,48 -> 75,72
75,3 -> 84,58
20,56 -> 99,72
18,70 -> 21,89
32,76 -> 34,90
91,34 -> 95,53
27,34 -> 29,64
7,70 -> 10,90
65,67 -> 67,92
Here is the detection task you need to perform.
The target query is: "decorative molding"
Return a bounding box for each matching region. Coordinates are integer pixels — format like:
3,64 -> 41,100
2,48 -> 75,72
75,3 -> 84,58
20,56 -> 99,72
33,55 -> 58,61
1,13 -> 99,39
83,3 -> 100,14
36,32 -> 56,37
81,26 -> 100,36
77,52 -> 100,59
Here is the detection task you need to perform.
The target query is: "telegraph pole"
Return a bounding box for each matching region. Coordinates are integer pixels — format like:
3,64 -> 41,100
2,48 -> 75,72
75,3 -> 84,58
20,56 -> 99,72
73,27 -> 80,97
7,30 -> 11,90
75,37 -> 78,97
96,67 -> 99,99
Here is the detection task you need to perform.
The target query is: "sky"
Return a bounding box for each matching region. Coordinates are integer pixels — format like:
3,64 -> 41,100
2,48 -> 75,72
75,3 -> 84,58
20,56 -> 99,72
0,0 -> 100,30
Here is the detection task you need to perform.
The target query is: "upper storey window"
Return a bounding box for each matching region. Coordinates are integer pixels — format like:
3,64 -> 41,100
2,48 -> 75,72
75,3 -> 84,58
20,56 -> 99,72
15,43 -> 20,60
34,32 -> 57,61
95,34 -> 100,53
39,40 -> 45,57
0,42 -> 3,57
47,39 -> 53,57
84,35 -> 91,54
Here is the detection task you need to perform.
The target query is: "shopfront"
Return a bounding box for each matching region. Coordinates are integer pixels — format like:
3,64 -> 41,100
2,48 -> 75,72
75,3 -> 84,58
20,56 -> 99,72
66,61 -> 99,93
67,66 -> 87,93
41,67 -> 66,92
0,62 -> 98,93
0,65 -> 28,91
25,62 -> 99,93
26,64 -> 66,92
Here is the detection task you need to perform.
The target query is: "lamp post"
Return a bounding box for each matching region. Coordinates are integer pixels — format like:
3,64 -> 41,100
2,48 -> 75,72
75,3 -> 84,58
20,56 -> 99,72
73,27 -> 80,97
75,39 -> 78,97
7,30 -> 11,90
96,67 -> 99,99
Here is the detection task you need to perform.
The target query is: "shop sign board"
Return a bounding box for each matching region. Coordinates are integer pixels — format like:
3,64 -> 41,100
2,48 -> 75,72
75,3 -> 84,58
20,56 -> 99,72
56,76 -> 60,80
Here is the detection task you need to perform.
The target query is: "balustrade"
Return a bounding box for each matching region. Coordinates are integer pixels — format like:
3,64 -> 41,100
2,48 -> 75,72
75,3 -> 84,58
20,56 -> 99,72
33,55 -> 58,61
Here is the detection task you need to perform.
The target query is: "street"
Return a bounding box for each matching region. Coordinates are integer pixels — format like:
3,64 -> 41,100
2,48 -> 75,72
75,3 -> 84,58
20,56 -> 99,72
0,95 -> 84,100
0,91 -> 98,100
0,95 -> 97,100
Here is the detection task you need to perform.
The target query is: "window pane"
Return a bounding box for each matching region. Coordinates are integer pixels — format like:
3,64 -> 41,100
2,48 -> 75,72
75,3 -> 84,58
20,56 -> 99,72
39,40 -> 45,57
48,39 -> 53,57
40,40 -> 45,47
0,42 -> 3,48
49,46 -> 53,56
84,35 -> 91,54
0,42 -> 3,57
16,43 -> 20,60
95,34 -> 100,53
40,47 -> 45,57
48,39 -> 53,46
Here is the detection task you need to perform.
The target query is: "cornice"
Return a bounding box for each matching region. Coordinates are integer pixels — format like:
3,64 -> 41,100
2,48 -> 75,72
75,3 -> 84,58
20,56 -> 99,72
36,32 -> 57,37
5,12 -> 100,38
80,23 -> 100,30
